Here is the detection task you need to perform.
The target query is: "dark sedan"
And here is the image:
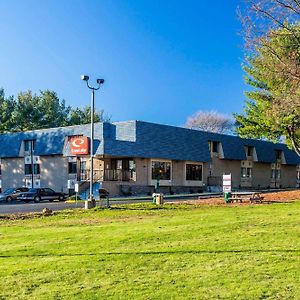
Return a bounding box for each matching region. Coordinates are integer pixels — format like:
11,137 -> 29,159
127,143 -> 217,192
0,187 -> 29,202
17,188 -> 66,203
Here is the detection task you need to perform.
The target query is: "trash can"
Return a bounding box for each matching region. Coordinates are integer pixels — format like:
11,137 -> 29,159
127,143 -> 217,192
99,188 -> 110,208
224,192 -> 231,203
152,193 -> 164,205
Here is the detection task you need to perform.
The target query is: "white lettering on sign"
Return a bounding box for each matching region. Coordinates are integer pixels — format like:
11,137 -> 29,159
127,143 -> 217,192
222,174 -> 232,192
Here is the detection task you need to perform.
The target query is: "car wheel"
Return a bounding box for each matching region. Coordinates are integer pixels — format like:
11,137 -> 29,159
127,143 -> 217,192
34,196 -> 41,203
6,196 -> 12,202
59,195 -> 65,201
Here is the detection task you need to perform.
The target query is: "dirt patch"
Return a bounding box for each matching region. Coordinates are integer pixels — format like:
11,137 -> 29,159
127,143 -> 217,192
175,189 -> 300,206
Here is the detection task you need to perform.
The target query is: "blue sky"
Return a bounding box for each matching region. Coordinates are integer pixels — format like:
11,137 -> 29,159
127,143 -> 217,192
0,0 -> 245,126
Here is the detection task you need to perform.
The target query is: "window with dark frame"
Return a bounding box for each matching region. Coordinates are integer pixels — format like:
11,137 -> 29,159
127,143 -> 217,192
212,141 -> 218,153
24,140 -> 36,152
186,164 -> 202,181
241,167 -> 252,178
68,162 -> 77,174
246,146 -> 254,157
151,161 -> 171,180
25,164 -> 40,175
275,150 -> 282,160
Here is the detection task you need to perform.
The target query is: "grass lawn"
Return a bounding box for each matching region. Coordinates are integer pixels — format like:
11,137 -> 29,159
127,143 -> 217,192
0,201 -> 299,299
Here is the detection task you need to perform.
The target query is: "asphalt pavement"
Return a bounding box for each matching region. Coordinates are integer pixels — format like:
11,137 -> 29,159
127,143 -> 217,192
0,199 -> 152,214
0,200 -> 86,214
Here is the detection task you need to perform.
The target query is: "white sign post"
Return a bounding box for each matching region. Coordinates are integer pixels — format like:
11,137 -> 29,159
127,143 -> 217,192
222,174 -> 232,192
74,183 -> 79,207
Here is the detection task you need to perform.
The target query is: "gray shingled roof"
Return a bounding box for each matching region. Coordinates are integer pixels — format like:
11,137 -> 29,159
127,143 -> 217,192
0,120 -> 299,165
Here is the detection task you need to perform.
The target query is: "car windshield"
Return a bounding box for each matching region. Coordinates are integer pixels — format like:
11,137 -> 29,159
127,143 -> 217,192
4,188 -> 15,194
28,188 -> 38,193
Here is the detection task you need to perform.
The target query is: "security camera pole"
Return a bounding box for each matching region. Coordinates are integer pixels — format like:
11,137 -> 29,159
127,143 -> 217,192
81,75 -> 105,209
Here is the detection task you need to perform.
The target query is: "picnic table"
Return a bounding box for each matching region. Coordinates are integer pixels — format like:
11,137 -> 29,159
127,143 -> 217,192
228,191 -> 264,203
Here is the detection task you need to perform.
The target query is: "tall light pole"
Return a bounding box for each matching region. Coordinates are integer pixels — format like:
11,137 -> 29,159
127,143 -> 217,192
81,75 -> 105,209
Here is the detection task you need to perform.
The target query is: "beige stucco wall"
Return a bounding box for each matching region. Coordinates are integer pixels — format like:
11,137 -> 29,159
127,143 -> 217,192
252,163 -> 272,189
135,158 -> 149,185
172,161 -> 185,186
1,158 -> 25,189
40,156 -> 69,192
208,157 -> 241,188
281,165 -> 297,187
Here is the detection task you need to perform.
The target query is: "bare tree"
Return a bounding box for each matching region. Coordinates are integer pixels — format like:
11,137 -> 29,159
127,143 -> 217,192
239,0 -> 300,50
185,111 -> 235,134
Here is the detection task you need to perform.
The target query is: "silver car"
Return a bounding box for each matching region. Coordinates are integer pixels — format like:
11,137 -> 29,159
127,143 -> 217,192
0,187 -> 29,202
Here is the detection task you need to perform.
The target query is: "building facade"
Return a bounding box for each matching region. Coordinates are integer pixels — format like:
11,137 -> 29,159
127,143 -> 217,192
0,120 -> 299,197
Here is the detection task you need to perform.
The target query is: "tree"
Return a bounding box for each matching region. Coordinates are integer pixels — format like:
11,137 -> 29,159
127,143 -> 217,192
235,22 -> 300,156
185,110 -> 235,134
0,89 -> 110,133
239,0 -> 300,49
69,106 -> 109,125
0,89 -> 17,132
235,0 -> 300,156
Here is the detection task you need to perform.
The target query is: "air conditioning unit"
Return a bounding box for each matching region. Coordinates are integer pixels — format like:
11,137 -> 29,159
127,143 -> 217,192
25,179 -> 32,188
24,156 -> 31,164
67,179 -> 76,189
34,179 -> 40,188
68,157 -> 77,163
33,156 -> 41,164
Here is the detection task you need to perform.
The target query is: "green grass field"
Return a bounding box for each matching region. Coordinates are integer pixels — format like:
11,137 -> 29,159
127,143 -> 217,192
0,201 -> 299,300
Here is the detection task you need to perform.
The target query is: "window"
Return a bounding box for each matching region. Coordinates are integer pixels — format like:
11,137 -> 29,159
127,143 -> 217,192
186,164 -> 202,181
129,160 -> 136,181
80,161 -> 86,173
209,141 -> 219,153
275,150 -> 282,160
151,161 -> 171,180
297,171 -> 300,181
24,140 -> 36,152
271,169 -> 281,179
25,164 -> 40,175
68,162 -> 77,174
241,167 -> 252,178
246,146 -> 254,157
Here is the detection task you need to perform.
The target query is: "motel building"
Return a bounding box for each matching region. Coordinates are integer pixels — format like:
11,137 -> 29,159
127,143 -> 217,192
0,120 -> 300,197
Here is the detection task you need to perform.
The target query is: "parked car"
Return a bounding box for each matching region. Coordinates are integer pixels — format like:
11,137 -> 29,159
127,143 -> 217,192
17,188 -> 66,203
0,187 -> 29,202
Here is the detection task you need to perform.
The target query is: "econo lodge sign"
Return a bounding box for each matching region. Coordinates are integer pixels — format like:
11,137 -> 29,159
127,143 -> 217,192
70,137 -> 89,155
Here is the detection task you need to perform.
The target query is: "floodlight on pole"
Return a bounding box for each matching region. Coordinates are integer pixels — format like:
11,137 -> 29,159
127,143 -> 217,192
81,75 -> 105,209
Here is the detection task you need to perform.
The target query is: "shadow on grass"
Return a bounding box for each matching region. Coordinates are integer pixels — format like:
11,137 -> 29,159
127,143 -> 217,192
0,249 -> 299,258
98,203 -> 195,211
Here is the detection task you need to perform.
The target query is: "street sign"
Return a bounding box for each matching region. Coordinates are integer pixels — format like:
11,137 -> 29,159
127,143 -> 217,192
223,174 -> 232,192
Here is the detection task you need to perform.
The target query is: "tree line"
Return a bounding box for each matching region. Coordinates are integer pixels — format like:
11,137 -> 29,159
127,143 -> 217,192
186,0 -> 300,157
0,89 -> 109,133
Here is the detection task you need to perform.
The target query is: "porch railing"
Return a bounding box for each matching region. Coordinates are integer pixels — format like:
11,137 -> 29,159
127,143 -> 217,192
80,169 -> 133,182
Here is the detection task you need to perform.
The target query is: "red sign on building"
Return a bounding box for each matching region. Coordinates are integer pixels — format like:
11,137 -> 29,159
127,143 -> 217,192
70,137 -> 89,155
